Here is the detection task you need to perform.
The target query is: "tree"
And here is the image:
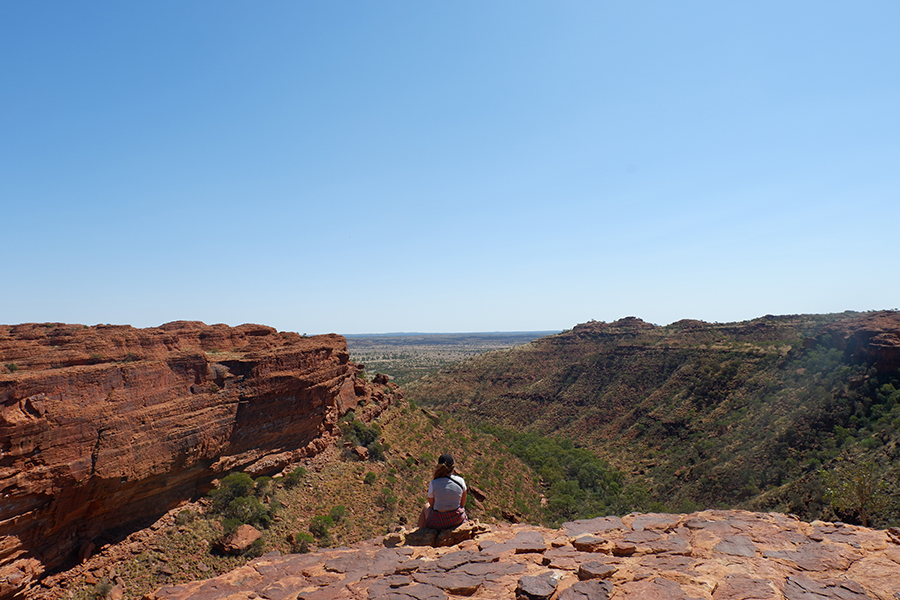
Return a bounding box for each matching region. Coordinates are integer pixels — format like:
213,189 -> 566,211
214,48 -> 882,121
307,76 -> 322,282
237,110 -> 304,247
820,457 -> 889,527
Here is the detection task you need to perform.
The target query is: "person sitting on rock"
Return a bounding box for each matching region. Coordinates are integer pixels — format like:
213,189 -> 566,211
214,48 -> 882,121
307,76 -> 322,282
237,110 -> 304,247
417,453 -> 467,530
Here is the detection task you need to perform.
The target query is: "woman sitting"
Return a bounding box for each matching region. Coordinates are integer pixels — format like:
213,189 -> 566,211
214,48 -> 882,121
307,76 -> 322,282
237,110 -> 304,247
417,453 -> 467,530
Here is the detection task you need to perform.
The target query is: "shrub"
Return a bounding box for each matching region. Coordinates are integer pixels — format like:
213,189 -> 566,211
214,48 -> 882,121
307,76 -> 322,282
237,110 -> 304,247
207,472 -> 272,528
368,441 -> 386,461
221,518 -> 243,537
364,471 -> 377,485
282,466 -> 307,489
5,363 -> 18,373
90,580 -> 114,599
309,515 -> 334,546
291,532 -> 314,553
376,487 -> 398,510
309,514 -> 334,537
254,476 -> 272,498
821,457 -> 890,527
223,496 -> 271,528
329,505 -> 346,523
175,509 -> 196,526
244,538 -> 266,558
209,472 -> 255,513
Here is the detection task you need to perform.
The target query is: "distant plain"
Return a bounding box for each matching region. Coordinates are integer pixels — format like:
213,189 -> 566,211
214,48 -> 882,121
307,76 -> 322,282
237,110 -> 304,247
346,331 -> 558,385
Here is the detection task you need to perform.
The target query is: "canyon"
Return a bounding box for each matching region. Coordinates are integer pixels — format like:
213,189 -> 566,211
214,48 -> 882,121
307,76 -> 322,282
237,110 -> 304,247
405,311 -> 900,520
0,322 -> 397,599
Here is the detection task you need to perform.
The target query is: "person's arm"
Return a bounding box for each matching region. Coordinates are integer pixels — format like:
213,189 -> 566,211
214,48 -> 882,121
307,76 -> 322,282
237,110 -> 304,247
459,489 -> 467,510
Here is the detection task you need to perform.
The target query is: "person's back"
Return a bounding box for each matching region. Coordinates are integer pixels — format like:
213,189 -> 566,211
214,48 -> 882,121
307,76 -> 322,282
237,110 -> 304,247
417,453 -> 468,530
429,474 -> 466,512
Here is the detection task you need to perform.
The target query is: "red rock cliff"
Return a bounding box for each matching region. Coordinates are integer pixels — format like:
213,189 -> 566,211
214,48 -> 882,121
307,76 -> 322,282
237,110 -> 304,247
0,322 -> 394,598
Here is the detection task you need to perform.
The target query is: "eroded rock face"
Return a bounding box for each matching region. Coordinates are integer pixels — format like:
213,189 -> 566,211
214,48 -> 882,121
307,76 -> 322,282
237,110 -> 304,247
818,311 -> 900,371
0,322 -> 396,598
142,510 -> 900,600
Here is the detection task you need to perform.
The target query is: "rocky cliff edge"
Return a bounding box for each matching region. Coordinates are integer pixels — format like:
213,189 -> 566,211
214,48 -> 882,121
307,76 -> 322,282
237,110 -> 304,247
0,322 -> 397,598
143,510 -> 900,600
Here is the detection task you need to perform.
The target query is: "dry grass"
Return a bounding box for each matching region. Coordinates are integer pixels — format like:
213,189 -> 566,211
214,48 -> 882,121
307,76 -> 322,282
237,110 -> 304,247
62,399 -> 542,600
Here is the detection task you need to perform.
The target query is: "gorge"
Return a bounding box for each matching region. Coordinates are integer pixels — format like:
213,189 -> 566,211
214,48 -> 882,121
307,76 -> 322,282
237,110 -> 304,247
0,322 -> 397,598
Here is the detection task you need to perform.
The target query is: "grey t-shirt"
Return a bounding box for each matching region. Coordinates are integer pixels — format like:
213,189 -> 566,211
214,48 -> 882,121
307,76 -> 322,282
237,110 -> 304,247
427,474 -> 467,512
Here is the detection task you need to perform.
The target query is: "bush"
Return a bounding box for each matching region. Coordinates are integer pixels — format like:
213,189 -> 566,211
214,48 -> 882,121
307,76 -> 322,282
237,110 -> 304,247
309,514 -> 334,537
329,505 -> 346,522
254,476 -> 272,498
90,580 -> 114,599
209,472 -> 255,513
309,515 -> 334,545
282,466 -> 307,489
5,363 -> 18,373
821,457 -> 890,527
223,496 -> 272,528
341,419 -> 386,460
244,538 -> 266,558
376,487 -> 398,510
291,532 -> 314,553
364,471 -> 377,485
175,509 -> 196,526
221,518 -> 243,537
207,472 -> 272,528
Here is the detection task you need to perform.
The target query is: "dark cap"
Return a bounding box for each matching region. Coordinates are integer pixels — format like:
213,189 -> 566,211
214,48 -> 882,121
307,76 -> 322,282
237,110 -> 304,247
438,453 -> 455,467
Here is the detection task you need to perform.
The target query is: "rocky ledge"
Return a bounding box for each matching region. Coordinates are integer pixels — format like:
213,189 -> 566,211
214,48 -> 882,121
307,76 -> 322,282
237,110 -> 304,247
0,322 -> 397,599
145,510 -> 900,600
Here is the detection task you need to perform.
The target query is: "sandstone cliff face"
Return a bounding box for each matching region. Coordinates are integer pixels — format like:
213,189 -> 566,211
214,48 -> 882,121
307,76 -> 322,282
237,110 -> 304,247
0,322 -> 395,598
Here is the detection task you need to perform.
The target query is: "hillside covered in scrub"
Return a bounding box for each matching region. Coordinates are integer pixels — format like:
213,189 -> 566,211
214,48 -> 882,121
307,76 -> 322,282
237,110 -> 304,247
405,311 -> 900,525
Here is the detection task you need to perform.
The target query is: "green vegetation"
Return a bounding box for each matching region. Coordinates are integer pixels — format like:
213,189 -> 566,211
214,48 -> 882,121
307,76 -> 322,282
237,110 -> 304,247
309,514 -> 334,546
89,580 -> 114,599
483,427 -> 654,525
329,505 -> 346,522
207,473 -> 272,529
340,413 -> 387,460
407,312 -> 900,526
290,531 -> 314,553
821,456 -> 891,527
67,398 -> 547,598
5,363 -> 17,373
282,466 -> 307,488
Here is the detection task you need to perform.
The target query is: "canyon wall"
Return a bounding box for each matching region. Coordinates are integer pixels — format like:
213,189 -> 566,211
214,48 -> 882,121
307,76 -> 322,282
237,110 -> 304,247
0,321 -> 395,598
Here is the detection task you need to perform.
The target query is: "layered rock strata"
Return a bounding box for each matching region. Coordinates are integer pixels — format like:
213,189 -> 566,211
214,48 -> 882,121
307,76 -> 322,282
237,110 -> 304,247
145,510 -> 900,600
0,322 -> 395,598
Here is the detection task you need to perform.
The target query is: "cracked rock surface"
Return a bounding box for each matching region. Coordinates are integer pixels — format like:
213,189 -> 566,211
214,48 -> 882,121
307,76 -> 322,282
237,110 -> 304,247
145,510 -> 900,600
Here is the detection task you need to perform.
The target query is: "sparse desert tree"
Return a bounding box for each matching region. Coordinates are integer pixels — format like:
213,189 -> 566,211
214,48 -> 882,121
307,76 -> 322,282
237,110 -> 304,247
820,457 -> 890,527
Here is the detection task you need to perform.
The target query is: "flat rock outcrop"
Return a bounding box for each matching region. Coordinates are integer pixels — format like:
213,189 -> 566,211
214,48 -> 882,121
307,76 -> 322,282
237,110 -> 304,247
0,322 -> 396,598
144,510 -> 900,600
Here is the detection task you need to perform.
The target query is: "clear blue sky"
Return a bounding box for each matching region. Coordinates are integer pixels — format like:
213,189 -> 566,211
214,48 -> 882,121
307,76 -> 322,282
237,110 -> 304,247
3,2 -> 898,334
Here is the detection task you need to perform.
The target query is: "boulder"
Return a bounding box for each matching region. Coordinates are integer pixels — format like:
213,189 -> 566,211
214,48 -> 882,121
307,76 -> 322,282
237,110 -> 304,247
578,561 -> 617,580
214,524 -> 261,555
406,528 -> 438,547
435,521 -> 490,547
516,572 -> 560,600
560,580 -> 614,600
